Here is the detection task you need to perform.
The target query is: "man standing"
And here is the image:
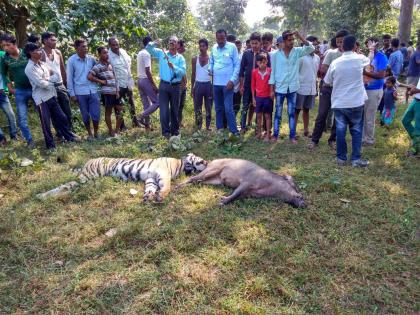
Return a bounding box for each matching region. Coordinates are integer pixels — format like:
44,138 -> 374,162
381,34 -> 393,59
24,43 -> 78,149
309,29 -> 349,150
262,32 -> 276,57
362,37 -> 388,146
239,32 -> 270,132
324,35 -> 370,167
41,31 -> 72,133
137,36 -> 159,131
233,39 -> 243,117
407,43 -> 420,86
296,35 -> 320,137
177,39 -> 187,127
191,38 -> 212,131
388,38 -> 404,78
209,29 -> 240,136
0,33 -> 34,147
108,37 -> 140,128
269,30 -> 314,143
146,36 -> 186,138
0,66 -> 17,145
67,39 -> 100,139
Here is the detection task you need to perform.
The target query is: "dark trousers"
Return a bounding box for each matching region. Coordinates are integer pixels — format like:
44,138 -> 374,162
178,88 -> 187,125
159,81 -> 180,137
233,91 -> 241,117
311,85 -> 336,144
53,84 -> 72,137
37,97 -> 75,149
193,81 -> 212,129
240,87 -> 252,129
119,87 -> 139,128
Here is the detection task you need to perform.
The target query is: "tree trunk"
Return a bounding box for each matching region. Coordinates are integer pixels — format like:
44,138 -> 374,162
398,0 -> 414,44
0,0 -> 30,47
300,0 -> 313,38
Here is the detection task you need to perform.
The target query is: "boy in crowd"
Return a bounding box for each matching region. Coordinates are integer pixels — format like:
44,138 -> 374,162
67,38 -> 100,139
388,38 -> 404,78
0,69 -> 17,146
137,36 -> 159,131
0,33 -> 35,147
403,81 -> 420,157
362,37 -> 388,146
262,32 -> 276,57
191,38 -> 212,131
296,35 -> 320,137
381,34 -> 393,59
88,46 -> 122,137
177,39 -> 188,127
239,32 -> 270,132
24,43 -> 78,149
251,53 -> 272,141
309,29 -> 349,150
324,35 -> 371,167
270,30 -> 314,143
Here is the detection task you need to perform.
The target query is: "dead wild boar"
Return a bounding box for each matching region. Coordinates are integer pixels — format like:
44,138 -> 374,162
176,158 -> 306,208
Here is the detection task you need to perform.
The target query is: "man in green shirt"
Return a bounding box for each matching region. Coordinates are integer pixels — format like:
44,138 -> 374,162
403,82 -> 420,156
0,33 -> 34,146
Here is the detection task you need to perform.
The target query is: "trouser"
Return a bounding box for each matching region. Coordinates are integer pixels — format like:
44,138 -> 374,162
240,87 -> 252,129
273,91 -> 297,139
37,97 -> 76,149
363,89 -> 383,144
76,93 -> 101,125
138,78 -> 159,126
178,87 -> 187,125
159,81 -> 180,137
311,85 -> 336,144
233,91 -> 241,117
14,88 -> 33,143
53,84 -> 72,137
0,91 -> 17,139
193,81 -> 212,130
402,98 -> 420,154
334,105 -> 364,161
119,87 -> 139,127
213,85 -> 238,134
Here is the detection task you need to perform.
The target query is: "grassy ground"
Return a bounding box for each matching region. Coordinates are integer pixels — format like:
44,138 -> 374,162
0,88 -> 419,314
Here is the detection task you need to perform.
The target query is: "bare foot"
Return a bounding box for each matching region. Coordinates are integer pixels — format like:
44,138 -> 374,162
290,138 -> 298,145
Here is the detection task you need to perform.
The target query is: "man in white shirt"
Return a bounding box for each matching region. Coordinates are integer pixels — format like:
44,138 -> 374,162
136,36 -> 159,131
108,37 -> 140,128
296,35 -> 320,137
324,35 -> 370,167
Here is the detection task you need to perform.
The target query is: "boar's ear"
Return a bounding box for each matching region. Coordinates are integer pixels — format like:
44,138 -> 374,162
282,175 -> 299,191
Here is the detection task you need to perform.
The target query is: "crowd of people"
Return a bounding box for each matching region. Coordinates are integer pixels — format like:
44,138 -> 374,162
0,29 -> 419,163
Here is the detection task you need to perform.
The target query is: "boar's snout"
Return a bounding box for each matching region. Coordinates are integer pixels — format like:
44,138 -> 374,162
291,196 -> 307,208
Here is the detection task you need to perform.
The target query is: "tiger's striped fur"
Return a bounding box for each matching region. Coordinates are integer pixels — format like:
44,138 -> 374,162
37,153 -> 207,202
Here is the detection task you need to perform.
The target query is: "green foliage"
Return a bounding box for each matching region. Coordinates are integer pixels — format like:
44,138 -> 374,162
198,0 -> 250,37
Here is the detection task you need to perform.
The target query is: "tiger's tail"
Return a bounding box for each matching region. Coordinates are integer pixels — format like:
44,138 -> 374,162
36,180 -> 80,199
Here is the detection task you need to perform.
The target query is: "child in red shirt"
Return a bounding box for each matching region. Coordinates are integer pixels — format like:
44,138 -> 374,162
251,53 -> 273,141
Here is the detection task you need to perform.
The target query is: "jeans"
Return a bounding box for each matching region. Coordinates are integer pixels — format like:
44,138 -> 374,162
14,88 -> 33,142
334,106 -> 364,161
213,85 -> 238,134
0,91 -> 17,139
240,87 -> 252,129
273,91 -> 297,139
311,85 -> 336,144
37,97 -> 76,149
159,81 -> 180,137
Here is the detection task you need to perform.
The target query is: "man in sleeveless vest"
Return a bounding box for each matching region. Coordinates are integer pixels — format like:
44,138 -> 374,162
41,32 -> 73,137
191,38 -> 212,131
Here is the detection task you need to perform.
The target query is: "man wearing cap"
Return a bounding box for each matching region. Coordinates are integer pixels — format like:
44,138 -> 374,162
146,36 -> 186,138
269,30 -> 314,143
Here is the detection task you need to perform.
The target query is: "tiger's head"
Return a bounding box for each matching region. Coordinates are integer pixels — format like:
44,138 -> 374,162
182,153 -> 208,175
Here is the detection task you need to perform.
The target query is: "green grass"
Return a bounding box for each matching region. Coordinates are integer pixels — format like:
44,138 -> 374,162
0,91 -> 419,314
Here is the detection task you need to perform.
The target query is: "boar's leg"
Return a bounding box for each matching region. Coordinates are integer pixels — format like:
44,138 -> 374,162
176,166 -> 222,189
220,183 -> 250,205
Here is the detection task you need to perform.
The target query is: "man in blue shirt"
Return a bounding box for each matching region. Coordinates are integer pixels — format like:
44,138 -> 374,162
362,37 -> 388,146
209,29 -> 240,136
407,43 -> 420,85
388,38 -> 404,78
269,30 -> 314,143
67,38 -> 100,139
147,36 -> 186,138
